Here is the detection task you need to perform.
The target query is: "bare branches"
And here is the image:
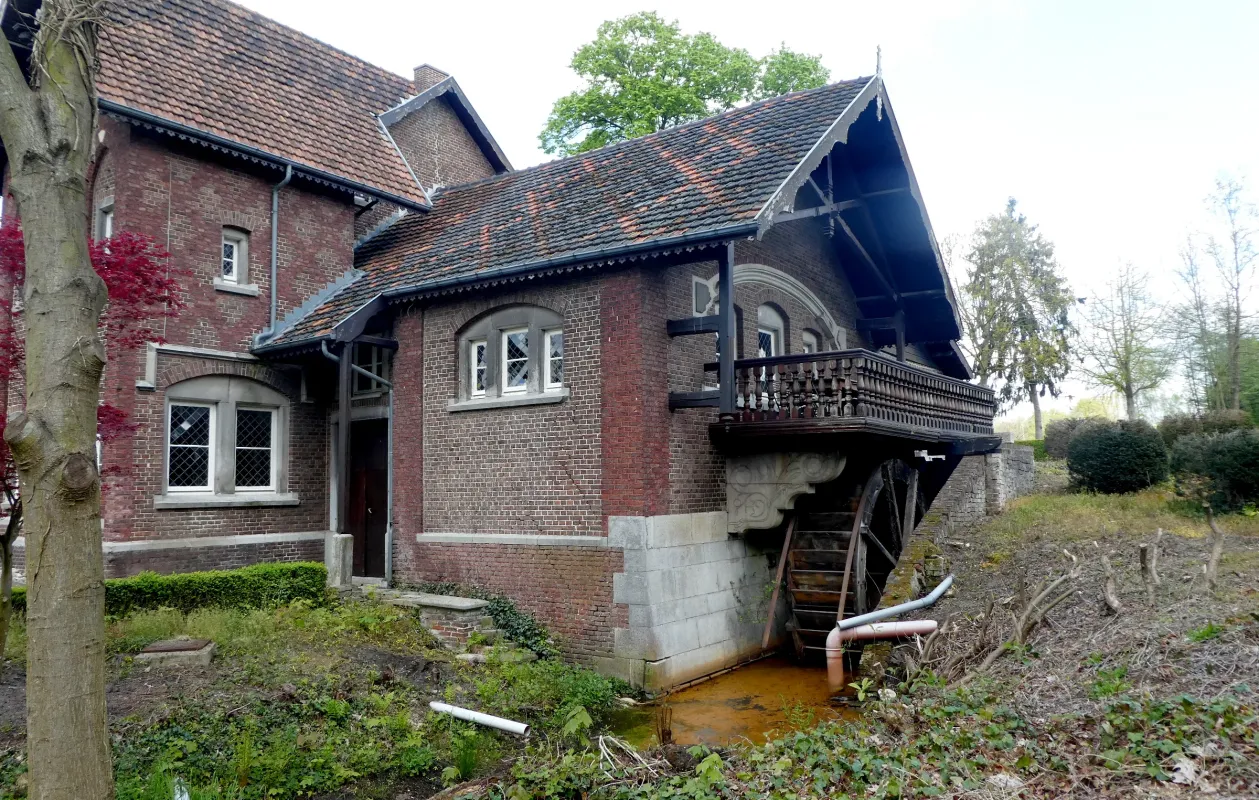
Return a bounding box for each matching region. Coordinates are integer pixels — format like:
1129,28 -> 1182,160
951,550 -> 1081,686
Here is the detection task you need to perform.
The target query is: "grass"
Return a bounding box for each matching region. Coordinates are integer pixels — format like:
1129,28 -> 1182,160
977,484 -> 1259,553
0,597 -> 629,799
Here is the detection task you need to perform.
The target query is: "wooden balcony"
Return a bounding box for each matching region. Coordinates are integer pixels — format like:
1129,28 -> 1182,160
702,349 -> 1000,453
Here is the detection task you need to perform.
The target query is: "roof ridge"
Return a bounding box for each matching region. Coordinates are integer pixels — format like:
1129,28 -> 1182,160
422,77 -> 874,198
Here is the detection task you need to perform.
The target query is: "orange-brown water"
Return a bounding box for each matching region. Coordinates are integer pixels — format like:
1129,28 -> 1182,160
611,657 -> 857,747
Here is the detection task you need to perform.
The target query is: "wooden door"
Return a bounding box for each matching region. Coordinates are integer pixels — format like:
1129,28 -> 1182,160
347,418 -> 389,578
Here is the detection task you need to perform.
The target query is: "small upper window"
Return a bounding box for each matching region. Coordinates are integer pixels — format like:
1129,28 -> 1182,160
352,343 -> 391,394
470,340 -> 488,397
544,331 -> 564,389
221,229 -> 248,284
802,330 -> 819,354
757,304 -> 786,357
98,206 -> 114,240
502,329 -> 529,393
692,275 -> 718,316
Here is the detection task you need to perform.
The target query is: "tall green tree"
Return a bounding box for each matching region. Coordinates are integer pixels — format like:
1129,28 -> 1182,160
957,199 -> 1076,438
0,1 -> 114,796
1076,263 -> 1172,420
541,13 -> 829,156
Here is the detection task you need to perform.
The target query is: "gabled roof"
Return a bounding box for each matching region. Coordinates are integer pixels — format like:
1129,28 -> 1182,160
380,76 -> 512,174
260,77 -> 876,349
96,0 -> 433,208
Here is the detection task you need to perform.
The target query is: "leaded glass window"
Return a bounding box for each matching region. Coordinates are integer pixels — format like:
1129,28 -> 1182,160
545,331 -> 563,389
168,404 -> 213,490
234,408 -> 274,490
502,329 -> 528,393
221,229 -> 247,284
470,340 -> 487,396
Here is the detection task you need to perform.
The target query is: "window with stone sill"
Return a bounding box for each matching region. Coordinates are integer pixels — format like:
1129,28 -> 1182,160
161,376 -> 294,504
220,228 -> 249,285
454,305 -> 565,406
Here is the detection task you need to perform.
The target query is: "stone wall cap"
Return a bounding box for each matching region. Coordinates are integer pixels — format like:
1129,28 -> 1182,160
379,591 -> 489,611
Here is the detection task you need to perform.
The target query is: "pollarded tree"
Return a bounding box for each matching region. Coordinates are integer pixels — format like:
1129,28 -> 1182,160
1076,263 -> 1173,420
0,222 -> 184,663
541,12 -> 829,156
0,1 -> 126,795
958,199 -> 1076,438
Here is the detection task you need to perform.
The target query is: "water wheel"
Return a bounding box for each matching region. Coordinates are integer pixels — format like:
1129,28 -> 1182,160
782,458 -> 923,670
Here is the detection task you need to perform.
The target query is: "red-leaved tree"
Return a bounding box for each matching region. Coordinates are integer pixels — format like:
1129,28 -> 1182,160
0,220 -> 185,654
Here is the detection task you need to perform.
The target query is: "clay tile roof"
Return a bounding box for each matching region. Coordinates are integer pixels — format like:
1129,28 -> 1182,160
97,0 -> 428,207
264,77 -> 873,349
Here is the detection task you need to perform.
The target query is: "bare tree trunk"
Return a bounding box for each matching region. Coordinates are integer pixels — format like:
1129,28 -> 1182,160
1100,554 -> 1122,615
0,502 -> 16,658
1204,508 -> 1225,593
1124,389 -> 1137,421
0,4 -> 114,796
1028,382 -> 1043,439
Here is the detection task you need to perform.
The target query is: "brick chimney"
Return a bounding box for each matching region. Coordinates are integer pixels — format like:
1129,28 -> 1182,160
413,64 -> 450,93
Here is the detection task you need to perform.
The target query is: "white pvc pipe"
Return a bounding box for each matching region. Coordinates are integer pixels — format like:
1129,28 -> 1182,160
429,701 -> 530,737
839,574 -> 954,630
837,619 -> 938,642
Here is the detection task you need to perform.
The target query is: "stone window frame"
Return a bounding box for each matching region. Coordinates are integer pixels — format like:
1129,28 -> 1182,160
95,196 -> 114,240
155,375 -> 299,509
801,329 -> 821,353
214,226 -> 260,297
448,304 -> 569,412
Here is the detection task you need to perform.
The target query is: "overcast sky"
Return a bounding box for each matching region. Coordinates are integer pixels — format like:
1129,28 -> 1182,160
243,0 -> 1259,417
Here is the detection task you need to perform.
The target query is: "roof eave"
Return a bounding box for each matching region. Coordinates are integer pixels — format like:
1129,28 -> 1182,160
377,77 -> 512,174
875,84 -> 965,342
255,222 -> 759,357
99,100 -> 432,212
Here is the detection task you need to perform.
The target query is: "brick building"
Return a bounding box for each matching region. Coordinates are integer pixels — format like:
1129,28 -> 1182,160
2,0 -> 1002,688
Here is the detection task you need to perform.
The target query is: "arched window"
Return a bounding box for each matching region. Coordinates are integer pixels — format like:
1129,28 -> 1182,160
157,376 -> 297,508
757,304 -> 786,358
452,305 -> 567,410
801,329 -> 821,354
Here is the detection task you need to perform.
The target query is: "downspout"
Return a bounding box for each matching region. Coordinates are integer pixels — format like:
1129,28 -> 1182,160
269,165 -> 293,335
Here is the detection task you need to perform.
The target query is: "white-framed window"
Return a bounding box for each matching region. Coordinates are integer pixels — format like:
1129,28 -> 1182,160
502,328 -> 529,393
802,330 -> 819,354
544,330 -> 564,389
167,403 -> 214,491
221,228 -> 248,284
352,343 -> 391,394
470,340 -> 488,397
234,407 -> 275,491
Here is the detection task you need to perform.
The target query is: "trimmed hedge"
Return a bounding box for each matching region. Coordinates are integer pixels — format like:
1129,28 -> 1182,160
1067,419 -> 1168,494
1158,409 -> 1254,447
1170,429 -> 1259,512
1044,417 -> 1096,460
1015,439 -> 1048,461
10,562 -> 327,617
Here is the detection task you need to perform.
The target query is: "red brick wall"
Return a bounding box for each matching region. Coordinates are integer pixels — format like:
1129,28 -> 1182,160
92,118 -> 349,543
389,307 -> 424,574
600,267 -> 671,520
387,96 -> 495,190
412,278 -> 603,536
408,541 -> 626,662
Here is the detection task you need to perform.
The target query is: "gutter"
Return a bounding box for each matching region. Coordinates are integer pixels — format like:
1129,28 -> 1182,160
268,165 -> 293,336
98,100 -> 431,213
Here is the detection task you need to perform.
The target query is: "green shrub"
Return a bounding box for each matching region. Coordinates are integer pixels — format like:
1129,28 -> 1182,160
1044,417 -> 1095,459
1015,439 -> 1048,461
1067,419 -> 1168,494
1170,429 -> 1259,512
1158,409 -> 1253,446
11,562 -> 327,617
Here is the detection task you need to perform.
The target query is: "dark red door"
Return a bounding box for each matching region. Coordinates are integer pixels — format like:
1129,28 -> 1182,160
347,419 -> 388,578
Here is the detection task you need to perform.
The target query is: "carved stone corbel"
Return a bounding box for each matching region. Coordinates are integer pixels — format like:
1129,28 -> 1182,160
725,452 -> 847,534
